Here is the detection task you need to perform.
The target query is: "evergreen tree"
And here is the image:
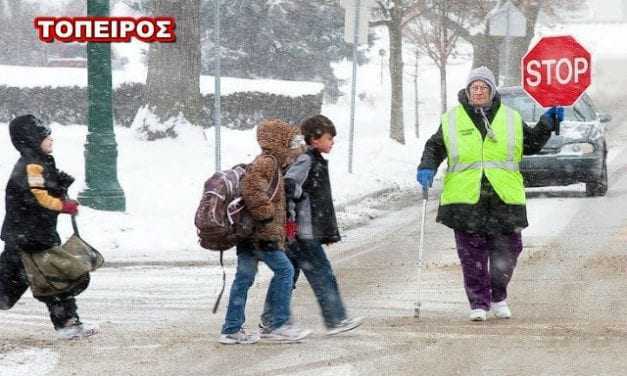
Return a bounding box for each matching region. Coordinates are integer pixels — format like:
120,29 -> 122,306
201,0 -> 369,99
0,1 -> 45,66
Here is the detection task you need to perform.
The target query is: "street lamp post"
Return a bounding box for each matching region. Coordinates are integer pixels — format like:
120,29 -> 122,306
78,0 -> 126,211
214,0 -> 222,171
347,0 -> 360,174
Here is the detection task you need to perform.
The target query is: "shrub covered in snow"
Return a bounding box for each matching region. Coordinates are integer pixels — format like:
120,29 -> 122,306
0,83 -> 322,129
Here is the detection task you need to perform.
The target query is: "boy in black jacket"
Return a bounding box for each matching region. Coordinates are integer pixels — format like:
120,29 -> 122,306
0,114 -> 96,339
280,115 -> 362,335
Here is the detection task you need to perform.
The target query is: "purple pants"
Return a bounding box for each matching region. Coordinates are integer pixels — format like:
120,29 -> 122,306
454,230 -> 523,310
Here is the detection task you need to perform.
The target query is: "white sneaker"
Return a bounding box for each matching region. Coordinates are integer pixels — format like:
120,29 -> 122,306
260,322 -> 312,343
219,329 -> 259,345
469,309 -> 487,321
490,300 -> 512,319
56,319 -> 99,340
258,322 -> 273,338
77,321 -> 99,338
326,317 -> 363,336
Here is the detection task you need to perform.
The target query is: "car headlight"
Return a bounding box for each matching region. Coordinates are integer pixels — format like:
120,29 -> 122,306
559,142 -> 595,155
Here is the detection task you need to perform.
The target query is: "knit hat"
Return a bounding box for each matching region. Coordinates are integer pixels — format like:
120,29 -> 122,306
9,114 -> 51,153
465,66 -> 497,102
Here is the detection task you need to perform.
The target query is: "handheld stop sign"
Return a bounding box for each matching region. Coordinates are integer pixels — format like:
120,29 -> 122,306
521,35 -> 592,135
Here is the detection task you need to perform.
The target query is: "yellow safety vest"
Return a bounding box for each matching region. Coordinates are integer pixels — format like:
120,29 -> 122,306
440,104 -> 525,205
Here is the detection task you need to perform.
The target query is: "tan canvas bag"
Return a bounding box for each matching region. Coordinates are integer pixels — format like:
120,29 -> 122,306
20,216 -> 104,296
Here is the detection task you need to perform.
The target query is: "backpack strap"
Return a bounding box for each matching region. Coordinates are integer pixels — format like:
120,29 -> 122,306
71,215 -> 80,236
267,155 -> 281,200
211,158 -> 279,313
252,154 -> 280,200
212,250 -> 226,314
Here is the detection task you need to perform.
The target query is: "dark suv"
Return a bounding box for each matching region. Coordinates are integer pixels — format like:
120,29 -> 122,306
499,86 -> 611,196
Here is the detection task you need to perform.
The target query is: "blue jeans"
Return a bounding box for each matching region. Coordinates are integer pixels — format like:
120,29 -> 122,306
221,243 -> 294,334
264,239 -> 346,329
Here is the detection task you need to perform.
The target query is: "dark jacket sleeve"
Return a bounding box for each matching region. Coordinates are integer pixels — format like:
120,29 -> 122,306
523,115 -> 553,155
418,125 -> 447,170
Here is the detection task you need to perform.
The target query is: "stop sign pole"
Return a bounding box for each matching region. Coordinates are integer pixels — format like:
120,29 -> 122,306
340,0 -> 373,173
521,35 -> 592,135
348,0 -> 361,174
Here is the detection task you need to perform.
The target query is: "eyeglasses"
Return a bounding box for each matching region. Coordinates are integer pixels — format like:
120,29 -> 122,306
469,85 -> 490,92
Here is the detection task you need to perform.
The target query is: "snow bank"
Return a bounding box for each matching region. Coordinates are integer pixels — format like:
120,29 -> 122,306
0,348 -> 58,376
0,64 -> 324,97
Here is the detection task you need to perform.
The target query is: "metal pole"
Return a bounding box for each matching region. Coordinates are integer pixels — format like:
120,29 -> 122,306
379,49 -> 385,84
380,53 -> 383,84
348,0 -> 361,174
214,0 -> 222,171
414,47 -> 419,139
503,5 -> 511,87
439,0 -> 447,113
414,186 -> 428,318
79,0 -> 125,211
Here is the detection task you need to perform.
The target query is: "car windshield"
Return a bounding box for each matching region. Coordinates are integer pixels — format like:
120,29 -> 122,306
500,93 -> 581,123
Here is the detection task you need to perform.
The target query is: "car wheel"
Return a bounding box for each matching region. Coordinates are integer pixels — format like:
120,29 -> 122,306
585,158 -> 608,197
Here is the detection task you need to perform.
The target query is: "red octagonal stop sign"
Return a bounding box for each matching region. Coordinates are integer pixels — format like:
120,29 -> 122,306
521,35 -> 591,108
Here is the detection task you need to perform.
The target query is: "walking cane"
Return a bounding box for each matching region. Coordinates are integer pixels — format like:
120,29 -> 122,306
414,186 -> 428,319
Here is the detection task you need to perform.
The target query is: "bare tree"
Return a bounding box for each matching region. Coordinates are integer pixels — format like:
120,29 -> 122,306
405,0 -> 467,114
417,0 -> 585,84
0,1 -> 45,66
505,0 -> 585,85
407,46 -> 420,139
371,0 -> 425,144
134,0 -> 201,140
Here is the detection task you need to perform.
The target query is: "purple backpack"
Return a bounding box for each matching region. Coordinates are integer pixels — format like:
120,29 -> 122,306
194,159 -> 279,251
195,159 -> 279,313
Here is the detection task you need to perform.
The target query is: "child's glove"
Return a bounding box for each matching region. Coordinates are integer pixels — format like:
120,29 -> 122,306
284,220 -> 298,241
61,199 -> 79,215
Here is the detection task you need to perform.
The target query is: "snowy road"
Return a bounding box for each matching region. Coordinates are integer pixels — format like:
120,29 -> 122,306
3,59 -> 627,375
5,145 -> 627,375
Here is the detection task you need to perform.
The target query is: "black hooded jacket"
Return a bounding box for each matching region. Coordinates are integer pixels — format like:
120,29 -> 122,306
418,90 -> 552,234
1,115 -> 74,252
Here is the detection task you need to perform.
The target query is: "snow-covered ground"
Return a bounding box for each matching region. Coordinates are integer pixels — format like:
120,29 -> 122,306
0,348 -> 58,375
0,64 -> 324,97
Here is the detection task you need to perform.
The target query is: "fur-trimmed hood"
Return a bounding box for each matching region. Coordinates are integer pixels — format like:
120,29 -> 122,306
256,119 -> 298,167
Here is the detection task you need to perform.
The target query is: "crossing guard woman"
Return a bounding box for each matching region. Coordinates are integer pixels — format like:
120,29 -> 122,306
417,66 -> 563,321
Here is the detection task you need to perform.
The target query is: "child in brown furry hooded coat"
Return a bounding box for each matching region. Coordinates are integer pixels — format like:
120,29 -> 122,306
219,119 -> 312,345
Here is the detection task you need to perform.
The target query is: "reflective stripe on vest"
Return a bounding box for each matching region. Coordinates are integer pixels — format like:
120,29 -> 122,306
441,105 -> 525,205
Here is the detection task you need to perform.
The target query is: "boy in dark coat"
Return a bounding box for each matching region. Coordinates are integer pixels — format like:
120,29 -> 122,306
0,114 -> 97,339
280,115 -> 362,335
